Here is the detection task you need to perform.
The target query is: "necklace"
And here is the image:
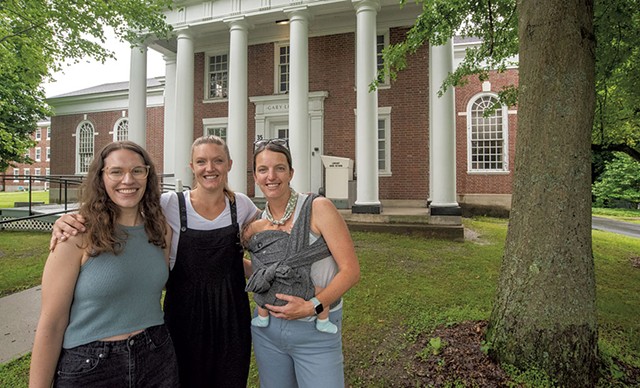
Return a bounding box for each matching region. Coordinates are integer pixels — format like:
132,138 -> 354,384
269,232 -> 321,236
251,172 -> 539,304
265,188 -> 298,225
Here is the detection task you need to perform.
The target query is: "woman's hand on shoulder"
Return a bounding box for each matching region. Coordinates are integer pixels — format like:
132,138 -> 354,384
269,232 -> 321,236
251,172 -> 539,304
49,213 -> 87,251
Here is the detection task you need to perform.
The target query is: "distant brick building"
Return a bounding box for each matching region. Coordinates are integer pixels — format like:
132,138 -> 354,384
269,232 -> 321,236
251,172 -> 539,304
46,1 -> 519,217
2,119 -> 52,192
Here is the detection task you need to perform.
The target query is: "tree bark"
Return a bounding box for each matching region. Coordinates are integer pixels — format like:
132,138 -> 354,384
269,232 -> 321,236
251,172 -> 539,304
487,0 -> 599,386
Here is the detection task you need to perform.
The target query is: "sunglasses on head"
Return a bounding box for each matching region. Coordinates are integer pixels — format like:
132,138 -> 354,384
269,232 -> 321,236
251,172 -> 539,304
253,138 -> 289,151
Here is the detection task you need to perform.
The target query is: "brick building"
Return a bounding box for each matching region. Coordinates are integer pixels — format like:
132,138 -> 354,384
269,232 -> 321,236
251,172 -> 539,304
2,119 -> 52,192
46,1 -> 518,217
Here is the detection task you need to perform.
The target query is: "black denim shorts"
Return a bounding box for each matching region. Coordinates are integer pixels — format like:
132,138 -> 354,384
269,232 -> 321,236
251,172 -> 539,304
54,324 -> 179,387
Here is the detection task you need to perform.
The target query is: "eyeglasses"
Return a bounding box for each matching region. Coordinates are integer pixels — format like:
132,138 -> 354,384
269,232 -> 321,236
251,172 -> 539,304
102,165 -> 150,181
253,138 -> 289,152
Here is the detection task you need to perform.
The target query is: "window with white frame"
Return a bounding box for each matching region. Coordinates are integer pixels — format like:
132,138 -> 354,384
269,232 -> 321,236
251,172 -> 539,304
35,147 -> 41,161
46,168 -> 50,177
13,168 -> 19,182
276,43 -> 290,94
206,127 -> 227,141
376,31 -> 390,85
208,54 -> 229,99
23,168 -> 30,183
47,126 -> 51,140
378,107 -> 392,175
35,129 -> 41,140
467,94 -> 508,172
46,147 -> 50,161
113,118 -> 129,141
203,118 -> 228,142
77,121 -> 95,174
34,168 -> 41,182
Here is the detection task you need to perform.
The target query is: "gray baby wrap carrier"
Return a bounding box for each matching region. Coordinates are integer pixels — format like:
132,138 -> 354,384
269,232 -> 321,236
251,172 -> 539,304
245,194 -> 332,308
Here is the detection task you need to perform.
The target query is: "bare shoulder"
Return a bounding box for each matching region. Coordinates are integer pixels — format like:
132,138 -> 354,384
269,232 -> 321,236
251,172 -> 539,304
47,232 -> 87,268
311,196 -> 337,213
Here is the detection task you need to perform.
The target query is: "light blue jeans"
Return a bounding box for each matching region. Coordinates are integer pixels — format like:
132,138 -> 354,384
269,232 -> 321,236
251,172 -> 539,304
251,308 -> 344,388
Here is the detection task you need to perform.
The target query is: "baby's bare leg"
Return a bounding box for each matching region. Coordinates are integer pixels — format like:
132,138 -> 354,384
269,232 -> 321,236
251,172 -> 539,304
314,286 -> 338,334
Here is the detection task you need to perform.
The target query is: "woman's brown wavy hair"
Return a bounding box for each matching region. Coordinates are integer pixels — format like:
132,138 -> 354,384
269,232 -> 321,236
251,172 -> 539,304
79,141 -> 167,256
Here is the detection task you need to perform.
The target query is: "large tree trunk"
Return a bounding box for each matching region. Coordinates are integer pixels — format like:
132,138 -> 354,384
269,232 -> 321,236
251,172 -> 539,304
487,0 -> 598,386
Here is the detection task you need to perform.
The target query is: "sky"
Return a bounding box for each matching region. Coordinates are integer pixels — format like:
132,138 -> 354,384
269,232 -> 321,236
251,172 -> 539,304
42,34 -> 166,98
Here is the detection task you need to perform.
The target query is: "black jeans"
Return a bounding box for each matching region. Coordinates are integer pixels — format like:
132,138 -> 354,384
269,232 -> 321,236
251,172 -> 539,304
54,324 -> 179,387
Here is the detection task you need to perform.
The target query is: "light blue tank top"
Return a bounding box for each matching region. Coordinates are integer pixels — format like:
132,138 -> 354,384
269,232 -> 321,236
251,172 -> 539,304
63,225 -> 168,349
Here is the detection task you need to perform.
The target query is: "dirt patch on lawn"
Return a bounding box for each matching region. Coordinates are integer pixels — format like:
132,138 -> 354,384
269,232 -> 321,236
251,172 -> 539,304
350,320 -> 640,387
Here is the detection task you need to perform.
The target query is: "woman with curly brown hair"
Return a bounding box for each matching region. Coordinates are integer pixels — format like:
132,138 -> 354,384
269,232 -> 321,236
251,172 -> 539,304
30,141 -> 178,387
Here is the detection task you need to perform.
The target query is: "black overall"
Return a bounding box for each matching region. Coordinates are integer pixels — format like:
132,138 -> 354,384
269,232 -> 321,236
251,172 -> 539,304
163,192 -> 251,388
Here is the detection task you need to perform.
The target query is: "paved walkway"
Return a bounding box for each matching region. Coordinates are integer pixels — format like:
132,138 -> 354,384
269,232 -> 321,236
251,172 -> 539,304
0,286 -> 41,363
1,214 -> 637,365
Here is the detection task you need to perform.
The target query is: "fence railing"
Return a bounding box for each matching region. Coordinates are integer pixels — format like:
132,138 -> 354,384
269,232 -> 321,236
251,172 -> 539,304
0,173 -> 182,229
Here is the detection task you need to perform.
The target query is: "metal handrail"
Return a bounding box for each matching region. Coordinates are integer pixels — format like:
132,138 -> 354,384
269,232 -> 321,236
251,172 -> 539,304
0,174 -> 181,227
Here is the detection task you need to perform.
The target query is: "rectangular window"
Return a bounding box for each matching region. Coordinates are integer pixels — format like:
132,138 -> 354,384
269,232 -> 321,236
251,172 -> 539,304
378,107 -> 392,175
277,44 -> 290,94
34,168 -> 41,182
208,54 -> 228,99
35,129 -> 41,140
46,147 -> 51,161
23,168 -> 30,183
46,168 -> 50,176
376,32 -> 390,85
13,168 -> 19,182
35,147 -> 41,162
206,126 -> 227,141
47,126 -> 51,140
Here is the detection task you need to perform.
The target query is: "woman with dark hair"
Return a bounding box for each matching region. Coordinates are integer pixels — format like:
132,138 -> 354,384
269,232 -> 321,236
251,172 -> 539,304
246,138 -> 360,388
30,141 -> 178,387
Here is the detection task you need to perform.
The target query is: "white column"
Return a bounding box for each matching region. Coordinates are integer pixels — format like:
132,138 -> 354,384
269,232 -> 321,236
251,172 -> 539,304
128,44 -> 147,147
225,17 -> 250,193
174,31 -> 195,188
429,39 -> 460,220
352,0 -> 381,213
286,7 -> 311,193
163,54 -> 177,176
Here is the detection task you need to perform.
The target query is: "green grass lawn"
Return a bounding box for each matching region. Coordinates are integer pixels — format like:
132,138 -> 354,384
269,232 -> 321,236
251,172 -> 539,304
0,231 -> 50,297
0,191 -> 50,209
1,217 -> 639,386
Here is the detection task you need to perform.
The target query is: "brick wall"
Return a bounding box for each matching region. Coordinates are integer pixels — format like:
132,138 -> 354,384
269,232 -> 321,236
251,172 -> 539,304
455,69 -> 519,195
2,125 -> 51,191
50,110 -> 165,175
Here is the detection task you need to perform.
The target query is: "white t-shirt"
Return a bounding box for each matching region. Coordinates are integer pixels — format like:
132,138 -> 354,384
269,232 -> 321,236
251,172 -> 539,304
161,191 -> 259,269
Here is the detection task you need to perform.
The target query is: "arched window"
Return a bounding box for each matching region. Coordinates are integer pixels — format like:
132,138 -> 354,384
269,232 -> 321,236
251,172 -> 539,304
76,121 -> 95,174
114,118 -> 129,141
467,94 -> 508,172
